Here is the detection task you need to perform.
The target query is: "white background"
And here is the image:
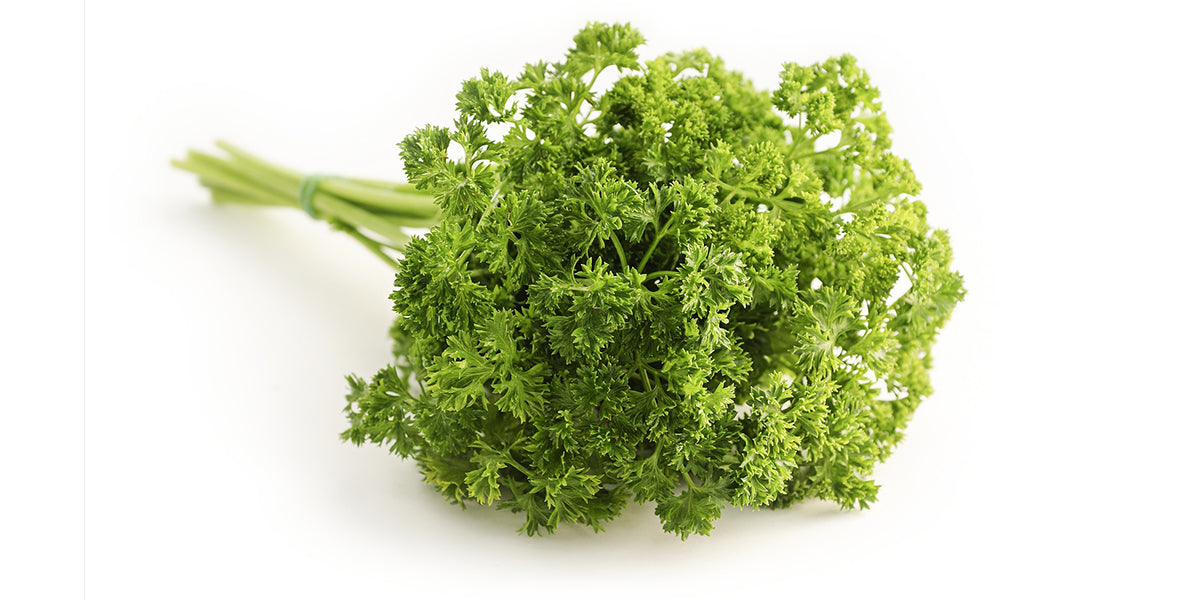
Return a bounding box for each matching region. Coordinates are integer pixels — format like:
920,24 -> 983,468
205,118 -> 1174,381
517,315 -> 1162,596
58,0 -> 1200,597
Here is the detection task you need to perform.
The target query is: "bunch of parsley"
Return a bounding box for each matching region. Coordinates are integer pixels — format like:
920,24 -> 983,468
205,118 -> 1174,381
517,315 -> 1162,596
176,23 -> 963,539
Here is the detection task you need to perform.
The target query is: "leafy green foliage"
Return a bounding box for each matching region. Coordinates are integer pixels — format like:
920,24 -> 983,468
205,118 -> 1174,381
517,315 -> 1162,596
342,23 -> 964,539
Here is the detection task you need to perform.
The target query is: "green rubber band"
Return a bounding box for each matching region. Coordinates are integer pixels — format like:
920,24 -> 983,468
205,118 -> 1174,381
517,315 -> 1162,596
298,174 -> 337,218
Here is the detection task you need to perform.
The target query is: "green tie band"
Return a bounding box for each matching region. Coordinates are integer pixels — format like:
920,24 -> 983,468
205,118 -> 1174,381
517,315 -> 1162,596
297,174 -> 338,218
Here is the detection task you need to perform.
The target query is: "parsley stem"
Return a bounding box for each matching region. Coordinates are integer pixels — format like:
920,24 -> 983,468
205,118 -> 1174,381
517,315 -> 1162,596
611,237 -> 628,269
783,131 -> 815,161
334,224 -> 401,267
682,471 -> 697,491
174,142 -> 440,267
636,211 -> 678,272
500,449 -> 534,478
789,146 -> 845,161
214,141 -> 439,220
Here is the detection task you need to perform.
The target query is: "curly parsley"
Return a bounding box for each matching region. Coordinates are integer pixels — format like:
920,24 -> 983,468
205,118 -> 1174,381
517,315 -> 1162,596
176,22 -> 964,539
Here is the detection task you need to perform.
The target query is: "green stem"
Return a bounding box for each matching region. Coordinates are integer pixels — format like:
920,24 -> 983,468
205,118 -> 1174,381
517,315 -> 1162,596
215,141 -> 439,220
635,212 -> 677,272
784,130 -> 815,161
682,470 -> 697,491
790,146 -> 847,161
173,142 -> 441,267
611,237 -> 628,269
334,224 -> 401,267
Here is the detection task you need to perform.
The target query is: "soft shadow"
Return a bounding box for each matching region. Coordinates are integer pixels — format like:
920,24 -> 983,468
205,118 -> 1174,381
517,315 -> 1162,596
169,202 -> 395,321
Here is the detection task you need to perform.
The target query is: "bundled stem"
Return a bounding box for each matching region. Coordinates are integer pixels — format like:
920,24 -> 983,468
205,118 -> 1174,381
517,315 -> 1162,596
172,141 -> 440,266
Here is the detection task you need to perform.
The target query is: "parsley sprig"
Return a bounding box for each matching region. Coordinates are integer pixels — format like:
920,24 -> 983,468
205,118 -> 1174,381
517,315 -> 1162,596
176,22 -> 963,539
